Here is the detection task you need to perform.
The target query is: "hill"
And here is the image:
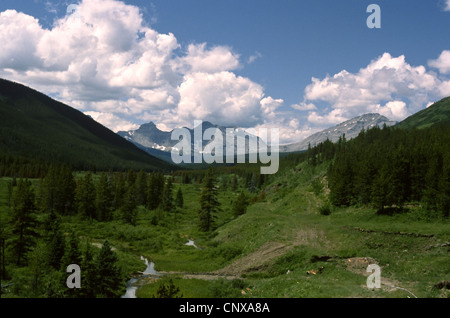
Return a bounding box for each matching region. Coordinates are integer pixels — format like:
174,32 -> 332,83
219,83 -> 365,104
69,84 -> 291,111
0,78 -> 174,175
397,97 -> 450,129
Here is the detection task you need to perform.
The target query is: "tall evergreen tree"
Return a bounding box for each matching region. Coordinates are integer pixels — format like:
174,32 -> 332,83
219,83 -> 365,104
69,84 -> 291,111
96,173 -> 113,221
61,231 -> 82,298
95,240 -> 124,298
46,222 -> 65,270
121,186 -> 138,226
232,192 -> 249,217
61,231 -> 82,270
113,173 -> 126,211
135,170 -> 148,206
9,179 -> 38,266
40,165 -> 75,215
198,168 -> 220,232
175,187 -> 184,208
79,240 -> 97,298
75,173 -> 97,220
161,177 -> 174,212
147,172 -> 164,210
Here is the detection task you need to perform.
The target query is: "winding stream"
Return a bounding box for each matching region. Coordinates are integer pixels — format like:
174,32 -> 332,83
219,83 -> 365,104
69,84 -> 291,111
121,256 -> 161,298
122,240 -> 199,298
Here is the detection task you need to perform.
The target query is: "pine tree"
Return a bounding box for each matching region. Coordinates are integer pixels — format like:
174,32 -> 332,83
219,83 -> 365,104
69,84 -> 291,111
79,240 -> 97,298
10,179 -> 38,266
96,173 -> 113,221
198,168 -> 220,232
61,231 -> 82,270
371,165 -> 393,212
161,177 -> 174,212
46,222 -> 65,270
95,240 -> 124,298
61,231 -> 82,298
28,242 -> 47,296
147,172 -> 164,210
113,173 -> 126,210
121,186 -> 138,225
39,165 -> 75,215
232,192 -> 249,217
175,187 -> 184,208
126,170 -> 137,187
58,166 -> 76,215
75,173 -> 97,220
135,170 -> 148,206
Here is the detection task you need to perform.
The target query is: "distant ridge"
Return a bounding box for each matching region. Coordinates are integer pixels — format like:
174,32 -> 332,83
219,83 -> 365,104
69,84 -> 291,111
281,113 -> 397,152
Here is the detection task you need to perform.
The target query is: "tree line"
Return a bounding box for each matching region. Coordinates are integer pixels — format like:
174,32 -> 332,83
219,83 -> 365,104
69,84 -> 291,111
307,124 -> 450,217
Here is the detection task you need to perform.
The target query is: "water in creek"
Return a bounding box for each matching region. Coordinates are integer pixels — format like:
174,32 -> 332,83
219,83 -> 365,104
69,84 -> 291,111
121,256 -> 161,298
122,240 -> 200,298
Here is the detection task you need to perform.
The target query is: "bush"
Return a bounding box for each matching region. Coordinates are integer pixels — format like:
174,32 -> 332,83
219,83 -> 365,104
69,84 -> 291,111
208,278 -> 245,298
319,203 -> 332,215
209,244 -> 242,262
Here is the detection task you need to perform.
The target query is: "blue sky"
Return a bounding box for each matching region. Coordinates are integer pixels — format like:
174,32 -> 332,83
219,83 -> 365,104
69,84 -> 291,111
1,0 -> 450,144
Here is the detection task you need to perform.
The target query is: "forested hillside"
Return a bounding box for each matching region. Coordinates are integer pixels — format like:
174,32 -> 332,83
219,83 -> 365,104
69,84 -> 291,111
0,79 -> 173,177
308,124 -> 450,218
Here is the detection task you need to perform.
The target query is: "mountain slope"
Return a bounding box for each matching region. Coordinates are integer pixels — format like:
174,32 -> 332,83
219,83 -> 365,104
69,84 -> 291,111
397,97 -> 450,129
281,113 -> 397,152
0,78 -> 174,172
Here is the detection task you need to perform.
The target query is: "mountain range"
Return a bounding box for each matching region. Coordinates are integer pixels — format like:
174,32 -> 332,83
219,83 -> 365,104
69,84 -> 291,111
118,121 -> 267,162
118,113 -> 398,159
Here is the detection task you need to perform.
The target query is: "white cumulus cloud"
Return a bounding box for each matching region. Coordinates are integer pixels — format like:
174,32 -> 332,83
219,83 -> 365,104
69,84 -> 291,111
428,50 -> 450,74
301,52 -> 444,126
0,0 -> 283,137
177,71 -> 265,127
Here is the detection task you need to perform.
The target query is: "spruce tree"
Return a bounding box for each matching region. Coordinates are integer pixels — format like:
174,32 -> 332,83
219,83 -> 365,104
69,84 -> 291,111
61,231 -> 82,270
96,173 -> 113,221
135,170 -> 148,206
113,173 -> 126,210
232,192 -> 249,217
95,240 -> 124,298
10,179 -> 38,266
147,172 -> 164,210
75,173 -> 97,220
79,240 -> 97,298
61,232 -> 82,298
161,177 -> 174,212
175,187 -> 184,208
46,223 -> 65,270
121,186 -> 138,225
198,168 -> 220,232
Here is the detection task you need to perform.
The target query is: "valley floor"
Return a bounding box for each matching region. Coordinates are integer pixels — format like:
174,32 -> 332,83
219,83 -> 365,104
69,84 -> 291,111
0,161 -> 449,298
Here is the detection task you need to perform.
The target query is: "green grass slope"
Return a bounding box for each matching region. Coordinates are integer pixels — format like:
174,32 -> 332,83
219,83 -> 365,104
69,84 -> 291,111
397,96 -> 450,129
0,78 -> 173,172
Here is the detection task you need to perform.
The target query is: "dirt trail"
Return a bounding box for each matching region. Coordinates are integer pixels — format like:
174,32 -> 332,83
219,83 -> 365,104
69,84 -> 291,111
214,241 -> 291,276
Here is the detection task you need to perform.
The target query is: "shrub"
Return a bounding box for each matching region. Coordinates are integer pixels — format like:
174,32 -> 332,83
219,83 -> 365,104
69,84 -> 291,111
319,203 -> 332,215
